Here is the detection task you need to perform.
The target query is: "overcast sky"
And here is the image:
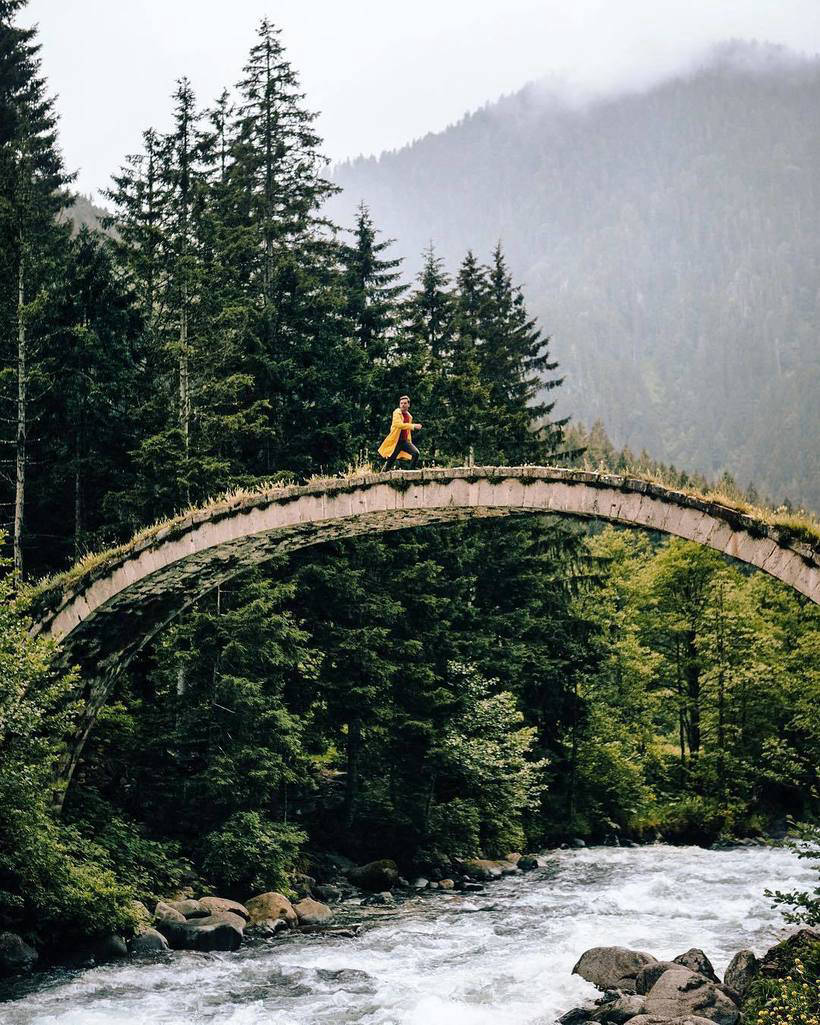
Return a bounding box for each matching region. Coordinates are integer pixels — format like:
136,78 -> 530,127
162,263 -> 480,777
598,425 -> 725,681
24,0 -> 820,198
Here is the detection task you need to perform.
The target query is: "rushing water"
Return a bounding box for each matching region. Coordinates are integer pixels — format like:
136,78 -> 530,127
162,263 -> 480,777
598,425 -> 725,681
1,845 -> 814,1025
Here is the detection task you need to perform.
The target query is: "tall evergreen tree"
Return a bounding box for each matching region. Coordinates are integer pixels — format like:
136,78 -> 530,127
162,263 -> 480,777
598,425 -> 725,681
476,244 -> 566,464
0,0 -> 72,574
339,203 -> 407,458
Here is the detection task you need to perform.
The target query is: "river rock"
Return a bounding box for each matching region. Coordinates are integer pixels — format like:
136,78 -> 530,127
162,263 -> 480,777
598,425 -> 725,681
461,859 -> 508,881
198,896 -> 250,921
294,898 -> 333,926
0,931 -> 38,977
723,950 -> 758,997
156,913 -> 244,952
362,890 -> 395,906
505,852 -> 523,864
82,933 -> 128,964
674,949 -> 719,983
628,1016 -> 717,1025
412,877 -> 430,890
439,879 -> 455,890
560,1008 -> 593,1025
592,993 -> 646,1023
314,884 -> 342,903
347,859 -> 399,892
760,927 -> 820,970
636,962 -> 680,994
165,898 -> 210,919
518,854 -> 540,871
291,874 -> 316,899
573,947 -> 658,993
246,891 -> 298,929
154,901 -> 186,924
131,900 -> 152,928
571,839 -> 587,848
129,927 -> 170,955
461,881 -> 484,892
642,968 -> 739,1025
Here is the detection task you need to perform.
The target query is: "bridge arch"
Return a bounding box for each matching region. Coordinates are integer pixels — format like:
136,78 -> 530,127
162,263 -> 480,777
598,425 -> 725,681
30,466 -> 819,803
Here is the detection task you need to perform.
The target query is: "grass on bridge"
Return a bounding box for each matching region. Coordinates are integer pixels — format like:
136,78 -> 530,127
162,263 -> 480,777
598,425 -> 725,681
25,463 -> 820,606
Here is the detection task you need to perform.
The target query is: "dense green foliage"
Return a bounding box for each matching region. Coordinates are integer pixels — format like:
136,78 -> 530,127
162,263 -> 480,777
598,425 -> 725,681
0,4 -> 817,952
331,42 -> 820,510
742,933 -> 820,1025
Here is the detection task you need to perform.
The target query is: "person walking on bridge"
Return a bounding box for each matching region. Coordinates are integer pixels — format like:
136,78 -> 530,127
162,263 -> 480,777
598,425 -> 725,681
378,394 -> 423,471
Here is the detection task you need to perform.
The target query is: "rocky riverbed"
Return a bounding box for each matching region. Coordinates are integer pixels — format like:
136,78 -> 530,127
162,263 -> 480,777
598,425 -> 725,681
0,845 -> 815,1024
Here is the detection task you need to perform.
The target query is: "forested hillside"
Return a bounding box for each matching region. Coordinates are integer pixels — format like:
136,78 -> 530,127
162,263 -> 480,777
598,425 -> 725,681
1,2 -> 818,961
330,43 -> 820,510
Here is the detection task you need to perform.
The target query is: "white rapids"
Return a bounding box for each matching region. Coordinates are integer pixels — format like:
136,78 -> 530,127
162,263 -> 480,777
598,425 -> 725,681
1,845 -> 814,1025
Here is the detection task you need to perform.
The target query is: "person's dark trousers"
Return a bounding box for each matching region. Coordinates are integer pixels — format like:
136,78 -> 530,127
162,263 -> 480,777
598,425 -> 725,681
381,439 -> 419,471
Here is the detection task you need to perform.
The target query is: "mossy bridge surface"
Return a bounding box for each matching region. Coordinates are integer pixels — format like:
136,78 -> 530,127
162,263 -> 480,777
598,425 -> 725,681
30,466 -> 820,801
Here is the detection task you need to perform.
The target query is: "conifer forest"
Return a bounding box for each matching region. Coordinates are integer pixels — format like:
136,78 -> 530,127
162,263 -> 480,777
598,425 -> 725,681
0,1 -> 818,986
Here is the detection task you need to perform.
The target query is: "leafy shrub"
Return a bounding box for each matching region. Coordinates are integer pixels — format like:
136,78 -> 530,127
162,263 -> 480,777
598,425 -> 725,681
64,790 -> 193,906
0,549 -> 136,944
426,798 -> 481,860
744,948 -> 820,1025
199,811 -> 306,895
0,775 -> 137,943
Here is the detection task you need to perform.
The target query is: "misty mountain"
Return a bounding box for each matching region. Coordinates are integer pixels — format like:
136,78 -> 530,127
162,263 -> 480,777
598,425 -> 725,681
329,42 -> 820,510
61,192 -> 112,235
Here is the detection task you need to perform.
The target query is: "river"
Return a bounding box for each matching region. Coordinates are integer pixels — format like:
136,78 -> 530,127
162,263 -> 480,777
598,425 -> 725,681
1,845 -> 814,1025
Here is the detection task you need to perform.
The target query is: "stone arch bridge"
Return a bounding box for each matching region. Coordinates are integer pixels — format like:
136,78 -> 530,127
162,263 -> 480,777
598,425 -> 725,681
30,467 -> 819,805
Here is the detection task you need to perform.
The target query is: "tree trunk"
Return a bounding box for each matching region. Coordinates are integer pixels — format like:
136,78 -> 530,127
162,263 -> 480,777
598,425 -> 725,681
344,717 -> 361,830
179,278 -> 189,462
73,426 -> 83,562
684,629 -> 701,761
14,251 -> 26,577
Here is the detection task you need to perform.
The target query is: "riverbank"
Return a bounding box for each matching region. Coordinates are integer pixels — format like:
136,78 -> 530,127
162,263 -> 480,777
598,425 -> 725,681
0,845 -> 815,1024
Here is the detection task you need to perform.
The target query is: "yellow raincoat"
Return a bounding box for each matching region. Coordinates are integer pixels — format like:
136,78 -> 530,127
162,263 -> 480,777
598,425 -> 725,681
378,408 -> 419,460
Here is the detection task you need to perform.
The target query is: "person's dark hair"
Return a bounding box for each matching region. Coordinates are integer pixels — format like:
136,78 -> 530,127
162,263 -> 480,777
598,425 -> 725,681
399,394 -> 410,402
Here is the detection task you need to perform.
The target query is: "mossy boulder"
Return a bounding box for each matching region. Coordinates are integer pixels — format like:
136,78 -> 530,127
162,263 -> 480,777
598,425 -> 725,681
346,860 -> 399,892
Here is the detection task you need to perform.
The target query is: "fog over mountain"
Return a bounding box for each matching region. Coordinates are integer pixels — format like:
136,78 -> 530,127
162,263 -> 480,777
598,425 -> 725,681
329,42 -> 820,510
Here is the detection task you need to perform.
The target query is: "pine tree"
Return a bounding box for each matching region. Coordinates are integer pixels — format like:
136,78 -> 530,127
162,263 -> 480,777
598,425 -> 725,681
0,0 -> 72,575
400,246 -> 451,459
339,203 -> 407,459
28,229 -> 143,569
476,244 -> 566,464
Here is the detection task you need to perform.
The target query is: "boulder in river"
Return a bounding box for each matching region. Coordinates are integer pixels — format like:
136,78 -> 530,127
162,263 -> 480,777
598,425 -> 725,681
642,967 -> 739,1025
314,884 -> 342,903
156,912 -> 244,952
722,950 -> 758,997
129,928 -> 170,956
591,993 -> 646,1023
559,1008 -> 593,1025
0,931 -> 38,977
362,890 -> 395,906
294,898 -> 333,926
164,898 -> 209,919
347,859 -> 399,892
518,854 -> 540,871
629,1016 -> 718,1025
673,948 -> 719,983
636,961 -> 680,995
154,901 -> 186,924
91,933 -> 129,963
571,838 -> 587,848
573,946 -> 657,993
245,891 -> 298,929
460,858 -> 510,881
198,896 -> 250,920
